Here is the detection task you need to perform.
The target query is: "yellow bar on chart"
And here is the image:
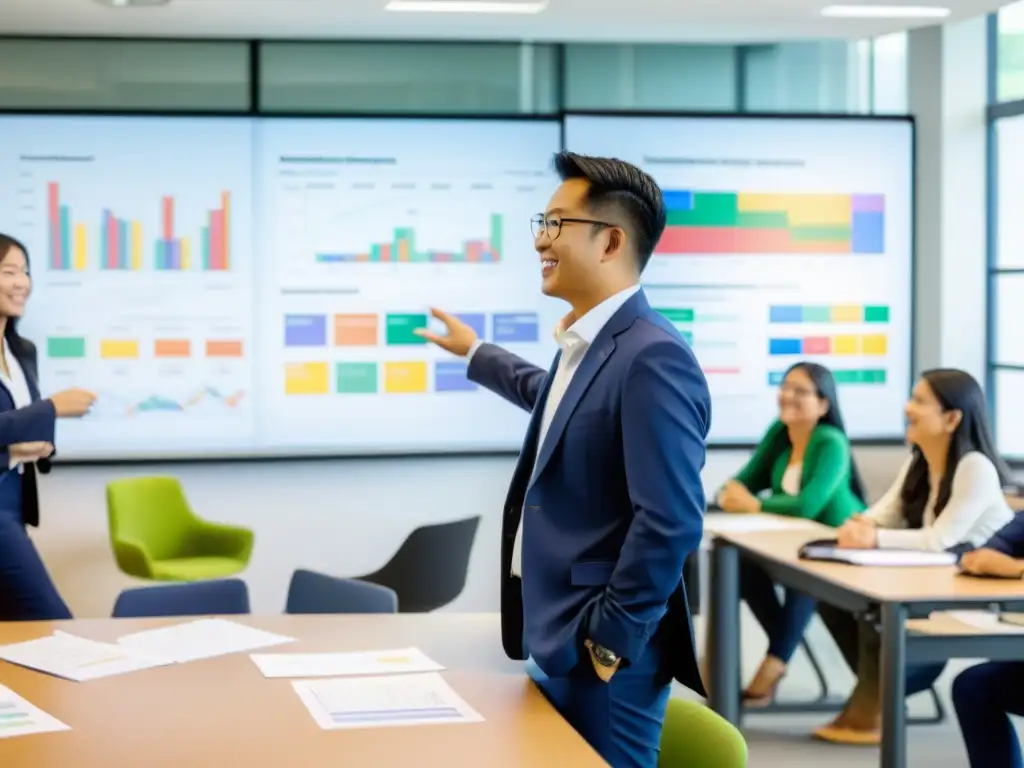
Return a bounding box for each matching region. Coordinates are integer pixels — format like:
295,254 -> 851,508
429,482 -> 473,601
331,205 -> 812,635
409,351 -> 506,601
130,221 -> 143,270
100,340 -> 140,359
829,305 -> 863,323
384,361 -> 428,394
180,238 -> 191,271
285,362 -> 329,395
861,334 -> 888,355
831,335 -> 860,355
72,223 -> 87,271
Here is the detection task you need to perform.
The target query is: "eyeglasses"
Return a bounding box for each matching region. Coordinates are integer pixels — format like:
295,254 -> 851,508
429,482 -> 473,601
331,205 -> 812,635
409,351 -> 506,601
530,213 -> 618,241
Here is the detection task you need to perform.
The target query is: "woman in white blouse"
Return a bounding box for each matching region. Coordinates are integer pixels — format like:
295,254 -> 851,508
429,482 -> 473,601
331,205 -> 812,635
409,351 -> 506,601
813,368 -> 1014,745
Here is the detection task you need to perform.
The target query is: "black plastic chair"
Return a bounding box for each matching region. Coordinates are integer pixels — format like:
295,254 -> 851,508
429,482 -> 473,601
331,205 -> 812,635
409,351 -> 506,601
112,578 -> 250,618
285,569 -> 398,614
356,516 -> 481,612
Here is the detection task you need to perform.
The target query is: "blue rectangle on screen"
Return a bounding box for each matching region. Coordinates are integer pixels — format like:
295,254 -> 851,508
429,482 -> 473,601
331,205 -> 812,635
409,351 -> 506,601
769,338 -> 802,355
493,313 -> 539,343
851,212 -> 884,254
662,190 -> 694,210
767,371 -> 785,386
435,361 -> 477,392
456,313 -> 487,340
769,305 -> 803,323
284,314 -> 327,347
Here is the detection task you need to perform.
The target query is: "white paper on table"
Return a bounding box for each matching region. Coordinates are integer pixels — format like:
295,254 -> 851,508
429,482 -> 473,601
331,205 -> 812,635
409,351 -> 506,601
292,671 -> 484,730
703,514 -> 815,535
0,683 -> 69,739
251,647 -> 444,679
116,618 -> 295,663
801,546 -> 958,567
940,611 -> 1024,634
0,631 -> 173,682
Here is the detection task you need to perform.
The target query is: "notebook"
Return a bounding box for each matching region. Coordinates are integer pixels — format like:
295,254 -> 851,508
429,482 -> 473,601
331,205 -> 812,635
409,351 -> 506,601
798,539 -> 959,567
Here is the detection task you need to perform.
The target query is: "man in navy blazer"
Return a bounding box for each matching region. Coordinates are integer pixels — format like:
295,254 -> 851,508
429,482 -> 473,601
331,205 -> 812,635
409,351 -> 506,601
418,151 -> 710,766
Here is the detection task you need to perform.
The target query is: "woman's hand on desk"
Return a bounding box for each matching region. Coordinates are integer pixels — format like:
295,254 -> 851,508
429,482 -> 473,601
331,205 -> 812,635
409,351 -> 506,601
836,518 -> 878,549
717,481 -> 762,514
10,442 -> 54,462
960,548 -> 1024,579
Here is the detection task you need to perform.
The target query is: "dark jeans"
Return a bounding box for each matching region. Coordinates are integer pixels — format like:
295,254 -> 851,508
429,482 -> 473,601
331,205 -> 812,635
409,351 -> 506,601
739,558 -> 816,663
953,661 -> 1024,768
0,472 -> 72,622
817,603 -> 946,697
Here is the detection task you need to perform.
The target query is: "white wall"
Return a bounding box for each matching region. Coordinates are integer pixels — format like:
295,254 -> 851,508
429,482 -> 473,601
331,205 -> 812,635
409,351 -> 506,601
33,446 -> 908,618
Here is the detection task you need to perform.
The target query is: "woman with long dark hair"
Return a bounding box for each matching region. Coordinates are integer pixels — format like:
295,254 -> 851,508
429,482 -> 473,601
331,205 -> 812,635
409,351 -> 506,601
814,368 -> 1013,745
0,233 -> 96,620
716,361 -> 867,703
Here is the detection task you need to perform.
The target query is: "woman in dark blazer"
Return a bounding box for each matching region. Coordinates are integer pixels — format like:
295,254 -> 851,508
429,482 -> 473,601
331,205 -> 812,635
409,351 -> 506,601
0,233 -> 95,621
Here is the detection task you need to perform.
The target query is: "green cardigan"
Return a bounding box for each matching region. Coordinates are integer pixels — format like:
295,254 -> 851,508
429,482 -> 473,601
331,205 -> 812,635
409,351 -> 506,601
732,420 -> 866,528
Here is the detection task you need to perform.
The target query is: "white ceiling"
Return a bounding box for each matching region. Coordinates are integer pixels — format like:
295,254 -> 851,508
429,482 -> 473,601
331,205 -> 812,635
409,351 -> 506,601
0,0 -> 1013,42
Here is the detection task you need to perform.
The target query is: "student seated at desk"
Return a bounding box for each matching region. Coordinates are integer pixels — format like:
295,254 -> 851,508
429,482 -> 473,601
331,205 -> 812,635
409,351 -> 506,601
716,362 -> 867,704
952,512 -> 1024,768
814,368 -> 1014,745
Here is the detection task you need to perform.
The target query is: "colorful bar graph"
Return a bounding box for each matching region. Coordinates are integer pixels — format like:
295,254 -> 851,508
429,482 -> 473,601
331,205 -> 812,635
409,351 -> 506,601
768,304 -> 890,323
768,334 -> 888,356
148,192 -> 229,272
655,191 -> 885,255
315,214 -> 503,265
47,183 -> 88,271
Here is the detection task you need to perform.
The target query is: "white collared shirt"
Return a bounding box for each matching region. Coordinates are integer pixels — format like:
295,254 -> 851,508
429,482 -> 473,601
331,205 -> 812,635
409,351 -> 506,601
470,284 -> 640,577
0,342 -> 33,472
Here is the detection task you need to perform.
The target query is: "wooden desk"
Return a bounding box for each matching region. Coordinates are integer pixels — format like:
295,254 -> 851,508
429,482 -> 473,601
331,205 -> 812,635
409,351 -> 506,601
706,529 -> 1024,768
0,614 -> 605,768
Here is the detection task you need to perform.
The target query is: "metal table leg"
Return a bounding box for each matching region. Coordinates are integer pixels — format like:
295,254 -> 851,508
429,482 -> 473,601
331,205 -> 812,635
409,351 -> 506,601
708,539 -> 741,725
880,602 -> 908,768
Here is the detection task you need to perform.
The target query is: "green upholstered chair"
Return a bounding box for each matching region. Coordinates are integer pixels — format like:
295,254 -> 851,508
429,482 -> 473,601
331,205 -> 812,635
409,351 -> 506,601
106,477 -> 254,581
659,698 -> 748,768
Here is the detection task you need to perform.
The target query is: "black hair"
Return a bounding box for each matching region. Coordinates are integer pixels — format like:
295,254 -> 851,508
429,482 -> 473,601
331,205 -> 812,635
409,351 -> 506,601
552,150 -> 666,273
0,233 -> 31,361
900,368 -> 1011,528
770,361 -> 869,504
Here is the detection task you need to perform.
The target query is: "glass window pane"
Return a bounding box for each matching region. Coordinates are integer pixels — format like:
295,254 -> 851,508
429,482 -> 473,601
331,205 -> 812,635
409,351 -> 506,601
744,41 -> 858,113
564,44 -> 737,111
998,1 -> 1024,102
996,115 -> 1024,268
994,275 -> 1024,365
994,368 -> 1024,458
260,42 -> 556,114
0,40 -> 249,111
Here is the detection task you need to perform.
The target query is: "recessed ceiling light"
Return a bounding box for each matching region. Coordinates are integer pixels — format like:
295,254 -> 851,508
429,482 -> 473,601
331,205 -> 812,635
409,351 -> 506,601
93,0 -> 171,7
820,4 -> 950,17
385,0 -> 548,13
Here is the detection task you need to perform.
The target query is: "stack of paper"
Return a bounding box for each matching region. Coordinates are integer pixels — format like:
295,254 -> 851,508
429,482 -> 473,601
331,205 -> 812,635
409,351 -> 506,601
116,618 -> 295,663
0,684 -> 69,739
292,672 -> 483,730
0,631 -> 173,682
251,647 -> 444,679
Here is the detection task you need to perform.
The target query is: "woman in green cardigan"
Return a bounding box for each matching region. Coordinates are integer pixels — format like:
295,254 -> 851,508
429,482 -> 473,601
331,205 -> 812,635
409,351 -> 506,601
716,361 -> 867,704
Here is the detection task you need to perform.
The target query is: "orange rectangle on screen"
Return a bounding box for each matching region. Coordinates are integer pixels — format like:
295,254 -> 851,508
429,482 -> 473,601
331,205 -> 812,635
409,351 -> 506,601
333,314 -> 378,346
154,339 -> 191,358
206,340 -> 243,358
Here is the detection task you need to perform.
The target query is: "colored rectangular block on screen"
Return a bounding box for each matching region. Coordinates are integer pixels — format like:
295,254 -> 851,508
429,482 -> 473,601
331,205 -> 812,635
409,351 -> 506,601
656,308 -> 695,324
154,339 -> 191,358
851,212 -> 884,253
802,336 -> 831,355
435,361 -> 478,392
769,338 -> 802,355
384,361 -> 428,393
833,369 -> 888,384
864,305 -> 890,323
285,315 -> 327,347
861,334 -> 888,355
800,306 -> 832,323
386,313 -> 428,345
285,362 -> 329,395
832,335 -> 860,355
455,313 -> 487,340
335,362 -> 378,394
47,337 -> 86,359
769,306 -> 802,323
205,340 -> 243,358
492,313 -> 539,343
100,340 -> 139,359
333,314 -> 378,346
830,305 -> 863,323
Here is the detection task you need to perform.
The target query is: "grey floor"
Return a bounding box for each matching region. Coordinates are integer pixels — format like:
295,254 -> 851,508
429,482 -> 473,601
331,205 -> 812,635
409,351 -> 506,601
681,610 -> 1020,766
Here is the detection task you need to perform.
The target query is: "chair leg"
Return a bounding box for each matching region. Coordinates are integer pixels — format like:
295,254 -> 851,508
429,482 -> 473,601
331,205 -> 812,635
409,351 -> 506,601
907,686 -> 946,726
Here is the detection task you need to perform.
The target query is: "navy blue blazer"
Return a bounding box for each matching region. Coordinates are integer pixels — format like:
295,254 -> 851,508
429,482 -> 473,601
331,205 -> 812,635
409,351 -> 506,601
0,338 -> 56,527
468,289 -> 711,695
984,511 -> 1024,558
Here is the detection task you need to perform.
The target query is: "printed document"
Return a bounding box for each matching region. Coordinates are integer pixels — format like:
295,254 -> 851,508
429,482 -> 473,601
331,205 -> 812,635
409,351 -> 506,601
117,618 -> 295,663
251,647 -> 443,678
292,672 -> 484,730
0,631 -> 172,681
0,684 -> 69,739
